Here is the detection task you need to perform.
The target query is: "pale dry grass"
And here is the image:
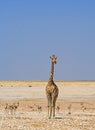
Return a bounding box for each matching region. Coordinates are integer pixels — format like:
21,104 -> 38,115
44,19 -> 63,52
0,80 -> 95,129
0,98 -> 95,130
0,80 -> 95,87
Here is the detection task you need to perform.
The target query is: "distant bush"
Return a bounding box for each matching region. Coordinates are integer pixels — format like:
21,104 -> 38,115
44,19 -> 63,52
28,85 -> 32,87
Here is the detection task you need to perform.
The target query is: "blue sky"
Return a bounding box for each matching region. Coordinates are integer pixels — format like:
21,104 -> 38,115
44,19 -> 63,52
0,0 -> 95,80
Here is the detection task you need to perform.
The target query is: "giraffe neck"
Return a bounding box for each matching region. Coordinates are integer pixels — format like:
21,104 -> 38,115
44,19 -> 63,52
49,61 -> 54,82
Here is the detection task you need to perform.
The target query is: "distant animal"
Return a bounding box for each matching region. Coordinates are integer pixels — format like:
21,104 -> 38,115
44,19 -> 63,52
5,103 -> 14,114
5,102 -> 19,114
13,102 -> 19,113
37,105 -> 42,112
68,104 -> 72,114
80,103 -> 86,112
28,104 -> 35,111
33,104 -> 42,112
56,105 -> 60,113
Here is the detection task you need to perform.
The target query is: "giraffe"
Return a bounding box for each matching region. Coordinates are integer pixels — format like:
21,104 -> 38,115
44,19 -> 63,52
46,54 -> 59,119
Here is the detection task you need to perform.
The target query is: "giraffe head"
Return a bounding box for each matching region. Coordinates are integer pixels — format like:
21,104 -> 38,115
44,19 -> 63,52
50,55 -> 57,64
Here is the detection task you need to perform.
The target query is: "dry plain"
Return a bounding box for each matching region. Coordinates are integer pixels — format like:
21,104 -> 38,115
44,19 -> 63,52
0,80 -> 95,130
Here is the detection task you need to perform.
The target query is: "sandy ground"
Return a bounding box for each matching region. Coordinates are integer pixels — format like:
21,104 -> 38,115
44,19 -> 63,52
0,80 -> 95,130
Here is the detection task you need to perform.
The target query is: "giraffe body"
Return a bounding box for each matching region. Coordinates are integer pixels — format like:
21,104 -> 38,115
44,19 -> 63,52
46,55 -> 59,119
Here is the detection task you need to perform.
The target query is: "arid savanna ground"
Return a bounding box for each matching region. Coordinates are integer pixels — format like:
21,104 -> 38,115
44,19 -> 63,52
0,80 -> 95,130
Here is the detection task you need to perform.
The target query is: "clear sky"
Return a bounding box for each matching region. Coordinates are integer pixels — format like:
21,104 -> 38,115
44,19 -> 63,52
0,0 -> 95,80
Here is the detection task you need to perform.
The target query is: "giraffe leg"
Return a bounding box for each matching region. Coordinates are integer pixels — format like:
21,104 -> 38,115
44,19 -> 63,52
52,96 -> 57,118
46,94 -> 49,117
53,101 -> 55,118
47,100 -> 49,117
49,97 -> 52,119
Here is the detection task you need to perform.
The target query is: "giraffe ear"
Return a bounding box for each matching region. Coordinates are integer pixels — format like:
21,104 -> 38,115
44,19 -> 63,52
50,56 -> 52,59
